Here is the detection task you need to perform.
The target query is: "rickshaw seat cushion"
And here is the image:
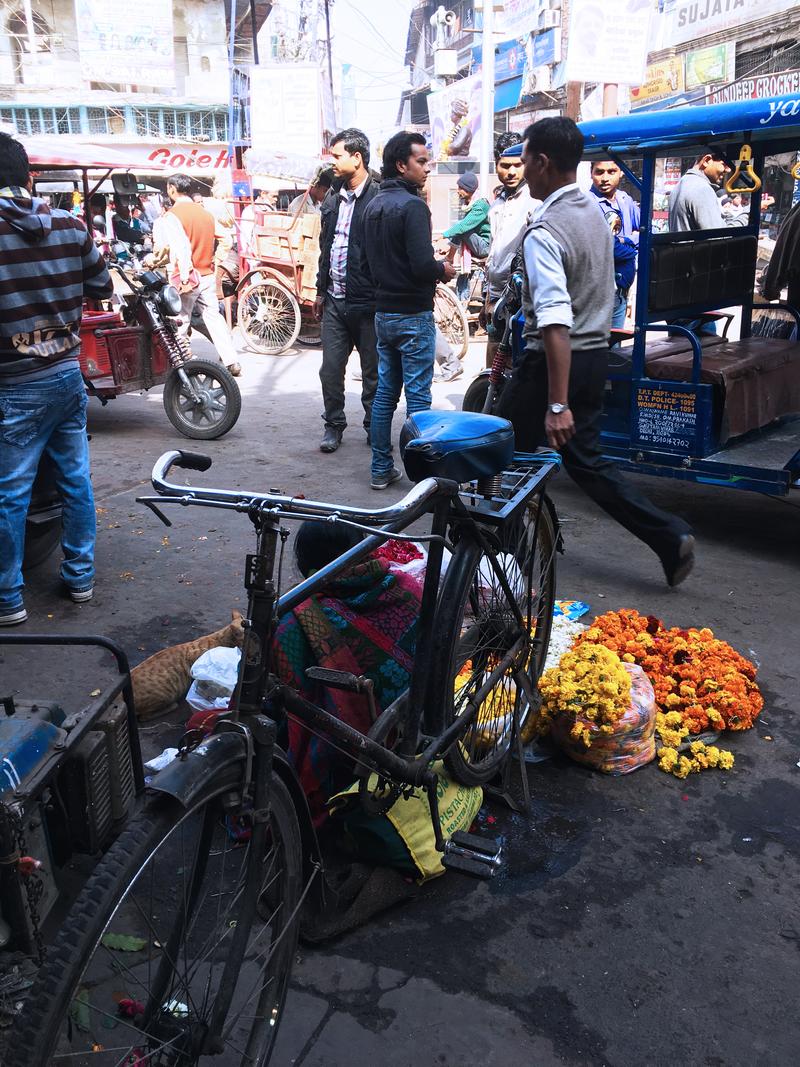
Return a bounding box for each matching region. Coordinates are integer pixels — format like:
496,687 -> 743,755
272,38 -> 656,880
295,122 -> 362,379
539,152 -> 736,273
645,338 -> 800,439
401,411 -> 515,484
648,234 -> 757,314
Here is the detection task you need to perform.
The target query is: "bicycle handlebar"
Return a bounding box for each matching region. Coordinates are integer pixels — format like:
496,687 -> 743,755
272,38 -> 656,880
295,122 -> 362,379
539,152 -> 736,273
149,450 -> 457,526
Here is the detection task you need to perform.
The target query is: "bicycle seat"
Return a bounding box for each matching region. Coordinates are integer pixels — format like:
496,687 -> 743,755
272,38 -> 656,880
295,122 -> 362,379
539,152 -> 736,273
400,410 -> 514,484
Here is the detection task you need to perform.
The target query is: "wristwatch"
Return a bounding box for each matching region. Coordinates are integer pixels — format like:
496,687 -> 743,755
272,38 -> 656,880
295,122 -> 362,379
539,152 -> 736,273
548,403 -> 569,414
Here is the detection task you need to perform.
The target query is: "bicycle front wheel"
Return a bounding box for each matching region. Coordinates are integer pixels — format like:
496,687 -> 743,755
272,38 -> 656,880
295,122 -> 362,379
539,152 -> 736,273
431,498 -> 557,785
9,774 -> 302,1067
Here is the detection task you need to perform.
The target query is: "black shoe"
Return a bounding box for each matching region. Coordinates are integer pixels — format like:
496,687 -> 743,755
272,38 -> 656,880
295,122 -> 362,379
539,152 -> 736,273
365,430 -> 371,446
320,427 -> 343,453
661,533 -> 695,587
371,467 -> 402,491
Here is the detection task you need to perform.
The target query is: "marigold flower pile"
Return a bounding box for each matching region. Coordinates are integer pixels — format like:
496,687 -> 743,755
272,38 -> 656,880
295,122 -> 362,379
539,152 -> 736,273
537,643 -> 632,748
573,609 -> 762,777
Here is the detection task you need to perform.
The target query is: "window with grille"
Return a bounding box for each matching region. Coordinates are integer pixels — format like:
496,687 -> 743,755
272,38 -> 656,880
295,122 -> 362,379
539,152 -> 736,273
163,110 -> 176,136
88,108 -> 108,134
736,43 -> 800,79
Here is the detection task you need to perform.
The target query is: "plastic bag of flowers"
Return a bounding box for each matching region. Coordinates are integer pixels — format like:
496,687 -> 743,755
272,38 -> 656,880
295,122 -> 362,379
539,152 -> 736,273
538,644 -> 656,775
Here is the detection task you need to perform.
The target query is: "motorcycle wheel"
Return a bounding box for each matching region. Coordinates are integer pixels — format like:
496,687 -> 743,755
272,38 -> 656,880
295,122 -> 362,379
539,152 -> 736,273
163,359 -> 241,440
462,372 -> 505,414
23,518 -> 61,570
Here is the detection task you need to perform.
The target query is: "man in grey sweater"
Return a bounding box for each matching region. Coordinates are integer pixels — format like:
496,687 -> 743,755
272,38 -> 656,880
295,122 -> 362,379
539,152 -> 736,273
496,118 -> 695,587
669,147 -> 773,231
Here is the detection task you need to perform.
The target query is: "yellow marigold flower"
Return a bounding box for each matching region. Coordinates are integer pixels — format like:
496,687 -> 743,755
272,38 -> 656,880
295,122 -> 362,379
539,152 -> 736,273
718,750 -> 735,770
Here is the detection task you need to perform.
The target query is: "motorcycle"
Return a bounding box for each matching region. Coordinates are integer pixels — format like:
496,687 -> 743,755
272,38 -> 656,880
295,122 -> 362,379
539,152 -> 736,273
462,271 -> 524,415
81,254 -> 242,441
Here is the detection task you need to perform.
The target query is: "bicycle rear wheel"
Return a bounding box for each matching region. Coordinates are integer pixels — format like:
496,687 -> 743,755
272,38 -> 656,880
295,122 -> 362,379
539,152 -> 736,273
8,774 -> 302,1066
431,498 -> 557,786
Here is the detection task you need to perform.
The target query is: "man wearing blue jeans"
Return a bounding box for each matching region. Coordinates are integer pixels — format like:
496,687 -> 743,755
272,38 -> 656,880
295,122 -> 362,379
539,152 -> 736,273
0,133 -> 112,625
362,132 -> 456,489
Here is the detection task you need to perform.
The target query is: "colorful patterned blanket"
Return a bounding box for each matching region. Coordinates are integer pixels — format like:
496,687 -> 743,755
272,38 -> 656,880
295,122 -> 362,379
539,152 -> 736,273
271,558 -> 422,825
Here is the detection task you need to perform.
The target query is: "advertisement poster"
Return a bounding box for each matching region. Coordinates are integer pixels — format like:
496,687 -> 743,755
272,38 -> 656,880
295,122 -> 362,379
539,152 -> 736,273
630,56 -> 685,108
501,0 -> 546,37
685,43 -> 735,89
565,0 -> 652,87
249,65 -> 322,162
655,0 -> 788,50
74,0 -> 174,87
427,74 -> 482,162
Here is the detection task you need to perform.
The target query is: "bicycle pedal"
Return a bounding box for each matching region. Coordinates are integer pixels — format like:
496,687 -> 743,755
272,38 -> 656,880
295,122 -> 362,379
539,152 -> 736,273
442,833 -> 503,879
305,667 -> 370,693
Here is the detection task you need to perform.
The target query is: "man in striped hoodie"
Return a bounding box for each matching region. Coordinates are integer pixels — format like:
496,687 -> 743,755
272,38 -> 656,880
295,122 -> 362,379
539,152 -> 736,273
0,133 -> 112,625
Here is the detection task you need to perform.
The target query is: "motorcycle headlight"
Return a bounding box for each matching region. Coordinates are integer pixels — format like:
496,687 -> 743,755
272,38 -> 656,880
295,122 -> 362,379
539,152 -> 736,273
159,285 -> 182,317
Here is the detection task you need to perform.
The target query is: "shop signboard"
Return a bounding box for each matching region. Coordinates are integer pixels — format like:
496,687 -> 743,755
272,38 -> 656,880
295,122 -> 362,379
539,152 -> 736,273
709,68 -> 800,105
630,56 -> 685,109
508,107 -> 560,132
532,29 -> 561,68
685,42 -> 735,89
249,65 -> 322,160
74,0 -> 174,87
471,40 -> 526,84
654,0 -> 789,50
565,0 -> 651,87
73,141 -> 231,174
427,74 -> 483,162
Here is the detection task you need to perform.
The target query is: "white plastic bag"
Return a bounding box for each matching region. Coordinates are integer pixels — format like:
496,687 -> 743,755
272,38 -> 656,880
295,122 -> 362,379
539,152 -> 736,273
186,646 -> 241,712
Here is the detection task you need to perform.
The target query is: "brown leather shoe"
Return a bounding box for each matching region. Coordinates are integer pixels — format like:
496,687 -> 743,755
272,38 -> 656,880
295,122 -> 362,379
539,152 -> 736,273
226,362 -> 242,377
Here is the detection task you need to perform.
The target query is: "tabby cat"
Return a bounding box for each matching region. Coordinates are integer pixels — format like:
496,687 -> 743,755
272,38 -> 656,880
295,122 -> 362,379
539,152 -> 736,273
132,610 -> 244,720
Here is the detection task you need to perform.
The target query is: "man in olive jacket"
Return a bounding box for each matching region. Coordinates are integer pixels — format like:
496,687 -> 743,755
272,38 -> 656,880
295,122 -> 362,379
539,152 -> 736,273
314,128 -> 380,453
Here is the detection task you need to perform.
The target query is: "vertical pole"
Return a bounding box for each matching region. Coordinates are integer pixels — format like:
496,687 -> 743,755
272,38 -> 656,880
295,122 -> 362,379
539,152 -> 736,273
565,81 -> 582,120
227,0 -> 237,162
602,83 -> 618,117
324,0 -> 335,128
21,0 -> 36,63
478,0 -> 495,199
249,0 -> 259,65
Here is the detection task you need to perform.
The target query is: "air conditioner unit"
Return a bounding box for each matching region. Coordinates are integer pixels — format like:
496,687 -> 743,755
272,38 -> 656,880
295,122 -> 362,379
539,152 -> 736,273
542,10 -> 561,28
533,66 -> 552,91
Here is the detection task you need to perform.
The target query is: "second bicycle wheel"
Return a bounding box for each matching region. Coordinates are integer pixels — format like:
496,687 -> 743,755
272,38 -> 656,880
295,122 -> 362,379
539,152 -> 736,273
434,283 -> 470,359
8,773 -> 302,1067
431,499 -> 557,785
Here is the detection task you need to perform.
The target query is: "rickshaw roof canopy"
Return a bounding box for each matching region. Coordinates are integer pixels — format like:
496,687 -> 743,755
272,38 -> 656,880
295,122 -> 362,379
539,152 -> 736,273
21,136 -> 165,171
580,95 -> 800,156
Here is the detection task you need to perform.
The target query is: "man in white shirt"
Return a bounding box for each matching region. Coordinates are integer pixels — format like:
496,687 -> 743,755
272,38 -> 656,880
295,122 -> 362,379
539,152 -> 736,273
484,132 -> 536,367
496,119 -> 695,587
314,129 -> 380,453
289,167 -> 334,216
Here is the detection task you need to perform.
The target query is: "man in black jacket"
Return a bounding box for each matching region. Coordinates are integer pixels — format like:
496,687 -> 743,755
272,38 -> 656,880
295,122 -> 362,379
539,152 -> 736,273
362,132 -> 456,489
314,128 -> 380,452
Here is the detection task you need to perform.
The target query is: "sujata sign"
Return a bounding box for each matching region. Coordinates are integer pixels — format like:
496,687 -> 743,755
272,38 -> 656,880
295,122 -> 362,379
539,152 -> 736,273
709,70 -> 800,105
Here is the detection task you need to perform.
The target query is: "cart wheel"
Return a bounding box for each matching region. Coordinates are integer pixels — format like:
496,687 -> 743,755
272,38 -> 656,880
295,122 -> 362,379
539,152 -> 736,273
434,283 -> 470,360
297,314 -> 322,346
163,359 -> 241,440
239,280 -> 301,355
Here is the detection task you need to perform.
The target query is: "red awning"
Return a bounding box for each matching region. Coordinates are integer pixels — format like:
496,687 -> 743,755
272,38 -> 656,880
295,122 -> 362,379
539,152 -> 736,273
22,136 -> 166,171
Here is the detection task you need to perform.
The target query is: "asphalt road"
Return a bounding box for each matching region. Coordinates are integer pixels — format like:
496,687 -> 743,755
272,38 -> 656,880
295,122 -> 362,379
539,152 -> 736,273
3,331 -> 799,1066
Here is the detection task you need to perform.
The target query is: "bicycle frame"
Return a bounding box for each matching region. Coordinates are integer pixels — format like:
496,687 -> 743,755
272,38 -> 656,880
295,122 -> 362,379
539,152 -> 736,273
140,447 -> 558,839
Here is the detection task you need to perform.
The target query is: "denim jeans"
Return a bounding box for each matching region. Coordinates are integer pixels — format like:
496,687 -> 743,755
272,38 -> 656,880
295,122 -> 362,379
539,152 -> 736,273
0,366 -> 95,611
611,289 -> 628,329
370,311 -> 436,479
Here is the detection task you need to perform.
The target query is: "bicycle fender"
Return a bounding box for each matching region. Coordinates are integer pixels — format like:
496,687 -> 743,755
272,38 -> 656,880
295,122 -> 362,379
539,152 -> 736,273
147,731 -> 248,809
270,748 -> 327,912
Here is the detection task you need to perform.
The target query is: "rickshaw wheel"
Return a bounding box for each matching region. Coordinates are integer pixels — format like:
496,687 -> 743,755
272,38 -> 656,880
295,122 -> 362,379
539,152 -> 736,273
238,279 -> 302,355
297,314 -> 322,346
163,359 -> 242,440
434,283 -> 470,359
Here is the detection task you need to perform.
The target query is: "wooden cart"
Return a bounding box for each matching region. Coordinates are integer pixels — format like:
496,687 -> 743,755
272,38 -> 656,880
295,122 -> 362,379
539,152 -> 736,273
237,208 -> 322,355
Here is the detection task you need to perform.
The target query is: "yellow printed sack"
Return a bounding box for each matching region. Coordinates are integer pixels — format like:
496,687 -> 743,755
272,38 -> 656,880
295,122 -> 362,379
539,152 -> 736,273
329,761 -> 483,883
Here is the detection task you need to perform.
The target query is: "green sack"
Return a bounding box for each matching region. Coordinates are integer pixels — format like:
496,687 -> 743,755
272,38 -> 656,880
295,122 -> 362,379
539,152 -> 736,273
329,761 -> 483,883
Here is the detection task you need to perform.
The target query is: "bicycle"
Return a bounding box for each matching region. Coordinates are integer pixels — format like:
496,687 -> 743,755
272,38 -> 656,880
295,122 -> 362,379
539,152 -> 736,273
10,410 -> 560,1066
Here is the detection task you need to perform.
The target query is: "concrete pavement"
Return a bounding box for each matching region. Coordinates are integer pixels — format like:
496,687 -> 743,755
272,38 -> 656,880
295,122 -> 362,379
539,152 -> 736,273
3,330 -> 799,1066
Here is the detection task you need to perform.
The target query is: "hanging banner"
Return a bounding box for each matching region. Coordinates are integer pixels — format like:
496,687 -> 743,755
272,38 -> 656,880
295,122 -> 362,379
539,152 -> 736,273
685,42 -> 735,89
500,0 -> 546,37
630,56 -> 685,108
74,0 -> 174,87
709,69 -> 800,105
565,0 -> 651,87
427,74 -> 483,162
249,65 -> 323,161
655,0 -> 789,50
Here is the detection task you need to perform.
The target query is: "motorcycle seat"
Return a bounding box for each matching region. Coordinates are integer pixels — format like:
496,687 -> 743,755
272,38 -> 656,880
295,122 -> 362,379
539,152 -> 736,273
400,410 -> 515,484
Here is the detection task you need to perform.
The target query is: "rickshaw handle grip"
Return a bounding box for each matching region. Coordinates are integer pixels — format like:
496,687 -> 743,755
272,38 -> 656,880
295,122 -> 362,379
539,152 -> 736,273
170,450 -> 213,472
725,144 -> 761,194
